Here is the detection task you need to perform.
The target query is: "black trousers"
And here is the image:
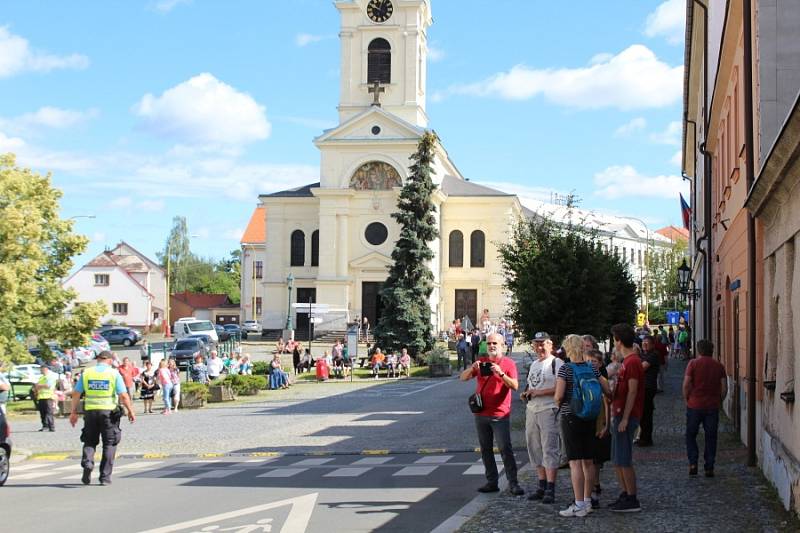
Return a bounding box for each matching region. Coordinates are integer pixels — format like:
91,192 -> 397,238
81,410 -> 122,482
640,388 -> 657,444
475,415 -> 518,485
37,399 -> 54,430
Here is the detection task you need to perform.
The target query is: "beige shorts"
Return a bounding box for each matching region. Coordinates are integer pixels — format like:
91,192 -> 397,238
525,406 -> 561,469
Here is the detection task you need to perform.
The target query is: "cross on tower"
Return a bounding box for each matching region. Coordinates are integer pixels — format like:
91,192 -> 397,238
368,81 -> 385,107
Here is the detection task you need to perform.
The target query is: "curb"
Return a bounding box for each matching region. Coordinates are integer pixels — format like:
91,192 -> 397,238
24,446 -> 528,462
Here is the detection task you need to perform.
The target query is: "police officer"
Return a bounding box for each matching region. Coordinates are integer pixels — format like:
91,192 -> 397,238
35,364 -> 57,432
69,351 -> 135,485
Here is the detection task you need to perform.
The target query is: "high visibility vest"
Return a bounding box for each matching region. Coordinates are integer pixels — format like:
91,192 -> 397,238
37,375 -> 54,400
82,367 -> 118,411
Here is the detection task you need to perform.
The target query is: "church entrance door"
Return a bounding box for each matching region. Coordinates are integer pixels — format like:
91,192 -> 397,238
361,282 -> 384,332
295,288 -> 316,341
455,289 -> 477,326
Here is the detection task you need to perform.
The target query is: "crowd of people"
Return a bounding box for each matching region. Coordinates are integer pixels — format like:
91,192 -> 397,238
462,318 -> 726,519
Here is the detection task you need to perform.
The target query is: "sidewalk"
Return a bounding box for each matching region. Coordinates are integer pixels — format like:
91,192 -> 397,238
456,359 -> 800,532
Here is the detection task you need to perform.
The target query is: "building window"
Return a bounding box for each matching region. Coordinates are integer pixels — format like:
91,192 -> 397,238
290,230 -> 305,266
112,303 -> 128,315
638,249 -> 642,266
254,260 -> 263,279
94,274 -> 110,286
364,222 -> 388,246
255,297 -> 262,316
470,230 -> 485,268
367,38 -> 391,84
311,230 -> 319,266
449,230 -> 464,267
623,247 -> 627,261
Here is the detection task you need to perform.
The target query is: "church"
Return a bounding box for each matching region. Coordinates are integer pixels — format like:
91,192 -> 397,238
242,0 -> 528,338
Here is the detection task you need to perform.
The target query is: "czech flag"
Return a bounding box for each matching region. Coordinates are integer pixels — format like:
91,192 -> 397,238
680,194 -> 692,231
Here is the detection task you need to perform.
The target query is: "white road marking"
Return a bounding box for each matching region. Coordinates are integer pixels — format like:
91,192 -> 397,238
13,463 -> 53,472
393,466 -> 438,476
291,458 -> 335,466
462,465 -> 484,475
11,472 -> 54,481
190,459 -> 221,464
414,455 -> 453,464
256,468 -> 308,478
116,461 -> 163,471
400,380 -> 450,397
54,464 -> 82,471
324,467 -> 371,477
351,457 -> 393,466
139,493 -> 318,533
192,468 -> 246,479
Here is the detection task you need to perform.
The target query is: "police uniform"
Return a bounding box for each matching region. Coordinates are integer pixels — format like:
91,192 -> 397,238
36,371 -> 56,431
74,363 -> 127,484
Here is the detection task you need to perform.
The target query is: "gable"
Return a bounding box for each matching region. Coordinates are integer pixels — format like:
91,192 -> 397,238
349,251 -> 393,271
314,106 -> 424,146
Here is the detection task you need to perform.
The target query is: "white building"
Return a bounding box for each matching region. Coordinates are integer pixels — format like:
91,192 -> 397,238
240,206 -> 266,322
63,242 -> 166,330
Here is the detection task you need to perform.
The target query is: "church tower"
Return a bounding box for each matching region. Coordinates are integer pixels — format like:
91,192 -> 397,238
335,0 -> 432,127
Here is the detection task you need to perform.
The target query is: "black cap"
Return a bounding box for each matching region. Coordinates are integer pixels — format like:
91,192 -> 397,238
96,350 -> 112,360
533,332 -> 550,342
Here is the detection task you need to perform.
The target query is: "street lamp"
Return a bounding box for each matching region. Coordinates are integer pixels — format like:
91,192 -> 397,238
285,273 -> 294,333
164,234 -> 200,338
677,258 -> 700,300
67,215 -> 96,221
618,216 -> 651,322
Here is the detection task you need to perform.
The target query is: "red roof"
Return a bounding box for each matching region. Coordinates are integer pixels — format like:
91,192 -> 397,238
171,292 -> 233,310
241,207 -> 266,244
655,225 -> 689,242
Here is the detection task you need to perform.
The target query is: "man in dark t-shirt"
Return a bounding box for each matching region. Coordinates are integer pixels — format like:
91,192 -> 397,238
683,339 -> 727,477
638,336 -> 660,447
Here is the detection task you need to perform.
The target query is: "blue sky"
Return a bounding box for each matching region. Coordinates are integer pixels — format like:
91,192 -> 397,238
0,0 -> 688,268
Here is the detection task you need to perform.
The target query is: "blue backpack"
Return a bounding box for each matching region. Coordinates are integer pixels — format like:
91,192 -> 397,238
569,363 -> 602,420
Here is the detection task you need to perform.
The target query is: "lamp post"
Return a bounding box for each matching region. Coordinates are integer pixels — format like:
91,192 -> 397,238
67,215 -> 96,221
677,258 -> 700,300
285,273 -> 294,340
164,234 -> 199,338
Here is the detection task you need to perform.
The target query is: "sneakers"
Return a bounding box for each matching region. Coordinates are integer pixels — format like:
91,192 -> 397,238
81,468 -> 91,486
559,503 -> 591,517
508,482 -> 524,496
608,491 -> 628,508
591,497 -> 599,509
99,477 -> 112,486
542,489 -> 555,504
527,488 -> 545,501
610,495 -> 641,513
476,482 -> 500,493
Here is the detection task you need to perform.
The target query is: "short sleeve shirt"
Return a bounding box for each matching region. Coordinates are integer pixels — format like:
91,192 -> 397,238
556,362 -> 601,416
686,356 -> 727,409
472,356 -> 518,418
526,355 -> 562,413
73,364 -> 126,395
612,354 -> 644,420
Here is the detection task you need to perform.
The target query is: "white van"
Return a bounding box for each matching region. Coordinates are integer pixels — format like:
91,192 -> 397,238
173,318 -> 219,342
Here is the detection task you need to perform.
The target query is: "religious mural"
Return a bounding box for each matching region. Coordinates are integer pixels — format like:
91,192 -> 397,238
349,161 -> 402,190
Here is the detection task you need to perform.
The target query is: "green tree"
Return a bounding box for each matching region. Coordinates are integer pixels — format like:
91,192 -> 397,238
157,216 -> 191,293
498,213 -> 637,343
183,251 -> 241,303
374,131 -> 439,357
646,239 -> 689,321
0,154 -> 105,365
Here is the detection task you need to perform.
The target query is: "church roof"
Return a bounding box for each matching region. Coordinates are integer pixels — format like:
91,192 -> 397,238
241,206 -> 266,244
440,175 -> 513,197
260,182 -> 320,198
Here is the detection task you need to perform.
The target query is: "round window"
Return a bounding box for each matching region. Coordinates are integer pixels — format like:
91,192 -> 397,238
365,222 -> 388,246
371,125 -> 381,135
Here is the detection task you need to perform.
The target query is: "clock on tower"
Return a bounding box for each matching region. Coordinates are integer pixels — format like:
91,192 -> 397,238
366,0 -> 393,23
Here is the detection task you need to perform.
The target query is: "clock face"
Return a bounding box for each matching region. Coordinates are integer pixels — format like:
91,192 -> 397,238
366,0 -> 393,23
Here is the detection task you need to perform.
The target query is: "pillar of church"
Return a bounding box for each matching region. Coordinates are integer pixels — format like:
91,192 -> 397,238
318,212 -> 337,278
337,214 -> 348,277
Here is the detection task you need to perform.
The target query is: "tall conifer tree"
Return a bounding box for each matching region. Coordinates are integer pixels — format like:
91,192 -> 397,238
374,131 -> 439,357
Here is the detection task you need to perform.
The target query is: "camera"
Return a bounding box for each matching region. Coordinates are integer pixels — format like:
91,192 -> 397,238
479,361 -> 493,376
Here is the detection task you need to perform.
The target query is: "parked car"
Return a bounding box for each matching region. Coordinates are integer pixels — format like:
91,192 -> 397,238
215,324 -> 231,342
173,318 -> 218,342
185,334 -> 214,352
169,338 -> 205,368
9,364 -> 42,382
242,320 -> 262,334
0,409 -> 11,486
223,323 -> 246,340
88,333 -> 110,355
99,327 -> 142,347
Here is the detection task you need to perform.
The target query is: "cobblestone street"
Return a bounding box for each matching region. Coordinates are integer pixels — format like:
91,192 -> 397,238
457,359 -> 800,533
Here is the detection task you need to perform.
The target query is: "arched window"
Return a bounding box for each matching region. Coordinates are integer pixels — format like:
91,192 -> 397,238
470,230 -> 485,268
311,230 -> 319,267
290,230 -> 305,267
367,38 -> 391,84
449,230 -> 463,267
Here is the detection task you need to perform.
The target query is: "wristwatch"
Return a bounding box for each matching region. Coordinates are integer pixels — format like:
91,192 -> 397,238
499,372 -> 506,378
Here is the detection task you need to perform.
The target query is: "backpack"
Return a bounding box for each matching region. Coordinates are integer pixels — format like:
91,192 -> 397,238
678,330 -> 688,343
569,363 -> 602,420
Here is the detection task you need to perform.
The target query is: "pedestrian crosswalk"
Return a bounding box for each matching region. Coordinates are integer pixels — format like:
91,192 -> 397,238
9,452 -> 522,485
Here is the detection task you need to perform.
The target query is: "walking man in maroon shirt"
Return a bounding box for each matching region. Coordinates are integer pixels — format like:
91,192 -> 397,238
460,332 -> 524,496
683,339 -> 727,477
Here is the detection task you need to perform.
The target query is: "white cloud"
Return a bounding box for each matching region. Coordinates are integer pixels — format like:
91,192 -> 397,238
593,165 -> 688,199
274,115 -> 337,130
614,117 -> 647,137
428,44 -> 446,62
0,131 -> 26,152
92,232 -> 107,244
477,181 -> 566,205
644,0 -> 686,45
295,33 -> 325,47
0,107 -> 99,136
0,26 -> 89,78
224,227 -> 244,241
151,0 -> 192,13
671,150 -> 683,167
436,45 -> 683,110
650,120 -> 682,145
109,196 -> 133,209
134,73 -> 271,146
137,199 -> 165,212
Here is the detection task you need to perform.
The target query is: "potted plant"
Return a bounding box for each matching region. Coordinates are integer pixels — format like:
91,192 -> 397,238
424,346 -> 453,377
180,382 -> 209,409
208,378 -> 236,403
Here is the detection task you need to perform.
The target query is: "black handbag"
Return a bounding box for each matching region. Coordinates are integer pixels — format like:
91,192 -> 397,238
468,376 -> 491,413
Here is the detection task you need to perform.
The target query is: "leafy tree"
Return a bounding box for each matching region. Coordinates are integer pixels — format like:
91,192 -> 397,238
499,212 -> 637,343
646,239 -> 689,321
183,251 -> 241,303
0,154 -> 105,365
157,216 -> 192,293
374,131 -> 439,357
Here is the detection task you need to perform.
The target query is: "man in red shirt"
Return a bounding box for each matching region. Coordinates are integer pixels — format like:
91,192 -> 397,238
609,323 -> 644,513
683,339 -> 727,477
460,332 -> 523,496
